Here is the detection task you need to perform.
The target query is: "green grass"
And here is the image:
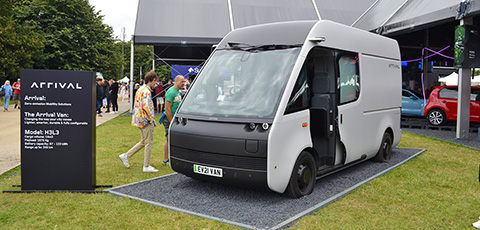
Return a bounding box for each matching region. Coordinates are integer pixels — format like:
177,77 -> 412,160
1,117 -> 480,229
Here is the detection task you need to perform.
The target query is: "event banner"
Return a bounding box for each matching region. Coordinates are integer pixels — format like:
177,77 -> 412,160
20,69 -> 96,191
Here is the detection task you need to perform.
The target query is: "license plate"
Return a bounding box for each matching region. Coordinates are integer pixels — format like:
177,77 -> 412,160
193,164 -> 223,177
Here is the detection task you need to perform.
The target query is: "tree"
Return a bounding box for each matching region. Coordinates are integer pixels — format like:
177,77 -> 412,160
0,0 -> 44,82
14,0 -> 121,79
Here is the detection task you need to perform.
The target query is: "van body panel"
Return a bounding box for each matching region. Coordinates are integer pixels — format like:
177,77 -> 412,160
337,101 -> 364,164
267,110 -> 312,193
307,21 -> 400,60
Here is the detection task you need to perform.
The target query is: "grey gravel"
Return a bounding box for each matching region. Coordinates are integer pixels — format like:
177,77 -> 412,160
109,148 -> 423,229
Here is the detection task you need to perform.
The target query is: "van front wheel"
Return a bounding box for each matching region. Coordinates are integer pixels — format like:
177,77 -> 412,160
284,151 -> 316,198
374,132 -> 392,162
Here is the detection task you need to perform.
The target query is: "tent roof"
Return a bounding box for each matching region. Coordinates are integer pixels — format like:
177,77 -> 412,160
353,0 -> 480,36
133,0 -> 376,45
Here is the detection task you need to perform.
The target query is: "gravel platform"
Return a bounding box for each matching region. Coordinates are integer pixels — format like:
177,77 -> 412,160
404,128 -> 480,150
108,147 -> 424,229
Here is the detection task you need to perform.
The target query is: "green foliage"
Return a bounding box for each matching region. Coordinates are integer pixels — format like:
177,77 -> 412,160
0,0 -> 44,82
7,0 -> 121,80
155,64 -> 171,82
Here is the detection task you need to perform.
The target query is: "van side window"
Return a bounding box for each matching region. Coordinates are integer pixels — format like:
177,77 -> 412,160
285,61 -> 311,114
338,54 -> 360,104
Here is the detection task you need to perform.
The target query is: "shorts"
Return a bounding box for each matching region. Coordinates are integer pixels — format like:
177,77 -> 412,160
12,94 -> 20,100
162,118 -> 171,138
156,97 -> 164,104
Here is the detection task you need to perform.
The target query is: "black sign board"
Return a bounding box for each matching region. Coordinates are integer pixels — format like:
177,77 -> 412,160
20,69 -> 96,191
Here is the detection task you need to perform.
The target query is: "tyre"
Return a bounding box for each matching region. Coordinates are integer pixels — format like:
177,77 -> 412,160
427,109 -> 446,126
373,132 -> 392,163
284,151 -> 316,198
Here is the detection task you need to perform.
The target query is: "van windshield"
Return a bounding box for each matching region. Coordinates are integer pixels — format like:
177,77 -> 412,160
179,48 -> 300,119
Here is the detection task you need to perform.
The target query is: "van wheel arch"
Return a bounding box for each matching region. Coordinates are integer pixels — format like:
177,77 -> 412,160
283,151 -> 317,198
303,147 -> 320,170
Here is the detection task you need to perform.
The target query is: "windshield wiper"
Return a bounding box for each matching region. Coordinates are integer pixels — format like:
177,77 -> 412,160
246,44 -> 302,51
227,42 -> 302,51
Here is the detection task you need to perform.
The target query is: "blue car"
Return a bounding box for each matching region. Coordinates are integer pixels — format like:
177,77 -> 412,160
402,89 -> 427,117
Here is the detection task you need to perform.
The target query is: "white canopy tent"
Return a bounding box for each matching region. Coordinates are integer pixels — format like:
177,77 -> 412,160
439,72 -> 480,86
118,77 -> 129,83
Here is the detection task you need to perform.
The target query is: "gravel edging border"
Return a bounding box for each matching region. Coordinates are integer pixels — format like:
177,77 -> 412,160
107,173 -> 257,229
271,147 -> 426,229
107,148 -> 425,230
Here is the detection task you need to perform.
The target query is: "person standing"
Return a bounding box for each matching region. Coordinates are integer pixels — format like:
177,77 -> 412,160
96,77 -> 105,117
12,78 -> 21,109
162,75 -> 186,165
120,83 -> 127,101
119,70 -> 159,172
155,80 -> 165,112
103,79 -> 111,113
109,79 -> 119,113
1,80 -> 13,112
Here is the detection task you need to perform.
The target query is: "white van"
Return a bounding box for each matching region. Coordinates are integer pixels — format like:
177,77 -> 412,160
169,20 -> 401,198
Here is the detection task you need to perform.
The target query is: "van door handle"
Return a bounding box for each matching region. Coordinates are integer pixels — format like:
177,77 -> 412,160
340,114 -> 343,124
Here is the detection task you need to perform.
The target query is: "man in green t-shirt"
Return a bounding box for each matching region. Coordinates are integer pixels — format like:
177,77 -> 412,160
163,75 -> 186,165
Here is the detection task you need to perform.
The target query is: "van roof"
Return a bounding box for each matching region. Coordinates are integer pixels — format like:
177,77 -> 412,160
216,20 -> 400,60
216,21 -> 317,49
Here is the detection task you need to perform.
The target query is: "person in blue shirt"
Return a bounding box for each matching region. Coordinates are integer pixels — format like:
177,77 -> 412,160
1,80 -> 13,112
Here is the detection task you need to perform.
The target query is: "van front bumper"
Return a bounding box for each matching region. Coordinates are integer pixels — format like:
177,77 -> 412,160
170,151 -> 268,190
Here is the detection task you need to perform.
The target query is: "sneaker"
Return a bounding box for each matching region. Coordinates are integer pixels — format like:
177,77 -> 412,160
110,111 -> 115,114
162,159 -> 169,166
14,104 -> 17,109
119,153 -> 130,168
473,220 -> 480,228
143,166 -> 159,172
98,114 -> 102,117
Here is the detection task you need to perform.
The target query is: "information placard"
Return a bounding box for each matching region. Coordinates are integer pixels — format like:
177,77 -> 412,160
20,69 -> 96,191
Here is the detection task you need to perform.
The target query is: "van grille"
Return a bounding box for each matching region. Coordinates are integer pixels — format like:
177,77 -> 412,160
171,146 -> 267,171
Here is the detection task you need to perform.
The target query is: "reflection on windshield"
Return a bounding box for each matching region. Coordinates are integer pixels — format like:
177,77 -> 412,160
179,48 -> 300,119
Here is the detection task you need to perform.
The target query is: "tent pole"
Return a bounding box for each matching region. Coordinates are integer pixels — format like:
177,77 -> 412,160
152,46 -> 155,72
456,18 -> 473,139
130,35 -> 134,114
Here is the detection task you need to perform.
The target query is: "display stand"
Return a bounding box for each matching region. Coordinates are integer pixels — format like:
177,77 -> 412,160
3,69 -> 110,193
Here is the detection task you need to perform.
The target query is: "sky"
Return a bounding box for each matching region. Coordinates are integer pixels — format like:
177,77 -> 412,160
88,0 -> 139,41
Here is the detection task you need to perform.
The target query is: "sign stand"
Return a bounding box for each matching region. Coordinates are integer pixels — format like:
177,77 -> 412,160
3,69 -> 111,193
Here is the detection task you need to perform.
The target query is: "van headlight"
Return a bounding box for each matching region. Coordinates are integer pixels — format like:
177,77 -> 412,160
262,123 -> 269,130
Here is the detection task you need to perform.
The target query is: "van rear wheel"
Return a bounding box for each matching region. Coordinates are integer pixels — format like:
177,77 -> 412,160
373,132 -> 392,162
284,151 -> 316,198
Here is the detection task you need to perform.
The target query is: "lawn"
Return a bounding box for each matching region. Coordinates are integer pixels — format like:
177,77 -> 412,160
1,115 -> 479,229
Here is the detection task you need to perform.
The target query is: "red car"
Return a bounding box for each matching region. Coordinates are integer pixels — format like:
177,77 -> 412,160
424,86 -> 480,125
